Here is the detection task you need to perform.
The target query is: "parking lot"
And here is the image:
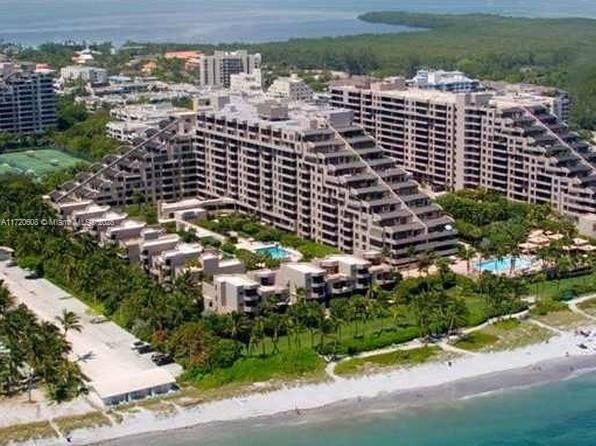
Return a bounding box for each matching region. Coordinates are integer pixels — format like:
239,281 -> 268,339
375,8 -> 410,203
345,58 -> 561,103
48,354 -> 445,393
0,260 -> 182,405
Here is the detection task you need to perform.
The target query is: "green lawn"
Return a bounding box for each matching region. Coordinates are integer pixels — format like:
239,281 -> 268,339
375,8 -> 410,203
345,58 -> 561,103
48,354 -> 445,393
122,203 -> 158,224
334,346 -> 442,377
531,273 -> 596,300
454,319 -> 554,352
192,349 -> 326,391
255,316 -> 420,357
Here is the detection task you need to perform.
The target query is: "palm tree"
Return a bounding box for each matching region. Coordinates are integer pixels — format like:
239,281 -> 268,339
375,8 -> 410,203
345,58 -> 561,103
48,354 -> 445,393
55,310 -> 82,336
417,251 -> 436,278
458,244 -> 476,275
0,281 -> 15,316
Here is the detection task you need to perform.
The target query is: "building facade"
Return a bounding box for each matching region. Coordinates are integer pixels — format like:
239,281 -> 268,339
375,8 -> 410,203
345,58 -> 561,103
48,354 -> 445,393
195,51 -> 261,88
51,96 -> 457,268
329,82 -> 596,217
0,63 -> 57,134
267,74 -> 314,101
60,65 -> 109,86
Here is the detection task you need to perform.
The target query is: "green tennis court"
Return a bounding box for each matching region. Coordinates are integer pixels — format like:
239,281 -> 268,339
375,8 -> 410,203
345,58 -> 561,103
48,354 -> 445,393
0,149 -> 87,178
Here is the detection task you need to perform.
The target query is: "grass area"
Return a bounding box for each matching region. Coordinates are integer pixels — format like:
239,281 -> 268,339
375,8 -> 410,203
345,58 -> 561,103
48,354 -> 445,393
532,309 -> 591,330
255,316 -> 420,357
454,319 -> 555,352
531,273 -> 596,300
334,346 -> 442,377
0,421 -> 58,445
195,214 -> 339,261
578,298 -> 596,317
453,331 -> 500,351
54,412 -> 112,435
134,400 -> 178,416
460,293 -> 489,326
192,350 -> 326,391
122,203 -> 159,225
0,149 -> 87,178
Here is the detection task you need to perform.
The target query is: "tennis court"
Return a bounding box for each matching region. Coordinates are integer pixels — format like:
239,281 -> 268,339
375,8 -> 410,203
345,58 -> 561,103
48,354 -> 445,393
0,149 -> 87,177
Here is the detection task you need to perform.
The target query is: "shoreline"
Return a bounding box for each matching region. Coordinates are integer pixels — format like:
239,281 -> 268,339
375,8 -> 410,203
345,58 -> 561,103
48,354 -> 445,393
22,327 -> 596,446
105,354 -> 596,446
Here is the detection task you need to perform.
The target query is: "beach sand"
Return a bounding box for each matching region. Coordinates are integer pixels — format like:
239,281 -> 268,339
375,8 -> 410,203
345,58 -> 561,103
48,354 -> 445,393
26,327 -> 596,446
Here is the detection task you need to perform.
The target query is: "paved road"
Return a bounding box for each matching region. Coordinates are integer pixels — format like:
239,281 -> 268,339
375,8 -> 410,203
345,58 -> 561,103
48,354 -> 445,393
0,260 -> 181,404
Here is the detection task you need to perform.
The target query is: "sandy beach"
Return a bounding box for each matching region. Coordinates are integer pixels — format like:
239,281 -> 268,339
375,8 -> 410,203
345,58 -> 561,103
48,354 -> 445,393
19,325 -> 596,446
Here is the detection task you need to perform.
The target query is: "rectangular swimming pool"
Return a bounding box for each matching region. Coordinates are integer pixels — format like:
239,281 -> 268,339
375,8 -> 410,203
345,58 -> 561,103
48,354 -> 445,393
255,245 -> 291,260
476,256 -> 533,274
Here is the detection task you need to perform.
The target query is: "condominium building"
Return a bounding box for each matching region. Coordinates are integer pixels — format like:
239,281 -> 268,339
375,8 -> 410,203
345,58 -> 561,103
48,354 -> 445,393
267,74 -> 314,101
60,65 -> 108,86
329,82 -> 596,217
193,50 -> 262,88
483,80 -> 571,123
407,70 -> 481,93
0,63 -> 57,134
106,103 -> 192,142
51,94 -> 457,268
230,69 -> 263,94
203,251 -> 398,313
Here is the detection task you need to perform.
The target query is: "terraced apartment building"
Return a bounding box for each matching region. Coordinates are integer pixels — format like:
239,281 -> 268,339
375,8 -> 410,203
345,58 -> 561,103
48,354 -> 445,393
51,97 -> 457,267
329,81 -> 596,217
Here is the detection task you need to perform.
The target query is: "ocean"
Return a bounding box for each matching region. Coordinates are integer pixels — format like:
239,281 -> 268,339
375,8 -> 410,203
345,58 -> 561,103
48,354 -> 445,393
2,0 -> 596,45
112,369 -> 596,446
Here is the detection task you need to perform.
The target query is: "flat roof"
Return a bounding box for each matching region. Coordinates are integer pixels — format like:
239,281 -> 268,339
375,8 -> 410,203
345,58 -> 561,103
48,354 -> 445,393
0,262 -> 179,405
215,274 -> 258,287
284,262 -> 325,274
92,368 -> 175,400
324,254 -> 370,266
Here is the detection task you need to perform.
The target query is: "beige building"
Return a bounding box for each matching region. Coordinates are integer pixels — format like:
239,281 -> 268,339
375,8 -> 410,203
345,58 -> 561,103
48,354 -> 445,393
202,251 -> 397,314
51,95 -> 457,268
330,82 -> 596,217
267,74 -> 313,101
192,50 -> 261,88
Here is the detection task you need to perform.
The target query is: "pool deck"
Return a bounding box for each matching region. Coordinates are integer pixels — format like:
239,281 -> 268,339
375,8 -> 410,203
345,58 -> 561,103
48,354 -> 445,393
235,239 -> 303,262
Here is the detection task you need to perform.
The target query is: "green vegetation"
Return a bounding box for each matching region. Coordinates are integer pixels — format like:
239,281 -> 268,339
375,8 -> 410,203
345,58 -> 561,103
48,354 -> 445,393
0,175 -> 591,395
52,107 -> 120,161
578,298 -> 596,317
196,214 -> 339,261
334,346 -> 442,376
122,203 -> 159,225
0,421 -> 58,446
530,272 -> 596,300
453,331 -> 499,352
53,412 -> 112,435
0,281 -> 85,401
190,350 -> 326,391
0,96 -> 120,163
0,149 -> 87,178
7,13 -> 596,129
533,308 -> 590,330
454,320 -> 554,352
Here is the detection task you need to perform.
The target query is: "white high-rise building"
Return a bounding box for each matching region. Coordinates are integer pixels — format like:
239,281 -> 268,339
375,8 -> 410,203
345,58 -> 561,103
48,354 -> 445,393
230,68 -> 263,94
60,65 -> 108,86
267,74 -> 314,101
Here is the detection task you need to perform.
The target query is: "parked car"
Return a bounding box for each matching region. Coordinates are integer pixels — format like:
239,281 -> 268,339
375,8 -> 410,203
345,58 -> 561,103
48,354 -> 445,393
131,341 -> 153,354
151,353 -> 173,366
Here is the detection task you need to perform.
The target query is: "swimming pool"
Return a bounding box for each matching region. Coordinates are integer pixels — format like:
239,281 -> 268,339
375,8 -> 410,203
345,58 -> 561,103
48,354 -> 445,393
256,245 -> 291,260
476,256 -> 533,274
